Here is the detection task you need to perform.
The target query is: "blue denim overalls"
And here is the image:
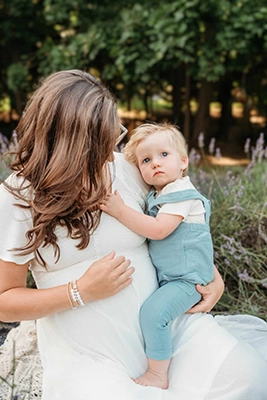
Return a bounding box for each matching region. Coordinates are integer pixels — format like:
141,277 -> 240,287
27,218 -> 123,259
140,188 -> 214,360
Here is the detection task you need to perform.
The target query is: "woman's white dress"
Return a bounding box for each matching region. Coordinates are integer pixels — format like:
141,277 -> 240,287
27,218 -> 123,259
0,153 -> 267,400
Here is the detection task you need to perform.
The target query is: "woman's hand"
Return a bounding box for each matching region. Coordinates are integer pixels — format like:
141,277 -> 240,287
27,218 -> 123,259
187,267 -> 224,313
78,250 -> 135,302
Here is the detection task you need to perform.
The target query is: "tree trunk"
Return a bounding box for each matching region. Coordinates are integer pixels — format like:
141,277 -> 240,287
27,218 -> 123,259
171,65 -> 184,126
183,68 -> 191,142
217,75 -> 234,142
15,91 -> 24,116
192,79 -> 214,146
126,95 -> 131,112
239,73 -> 251,139
143,92 -> 149,119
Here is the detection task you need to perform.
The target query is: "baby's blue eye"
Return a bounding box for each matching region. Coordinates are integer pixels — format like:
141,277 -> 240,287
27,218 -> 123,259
143,158 -> 150,163
161,152 -> 168,157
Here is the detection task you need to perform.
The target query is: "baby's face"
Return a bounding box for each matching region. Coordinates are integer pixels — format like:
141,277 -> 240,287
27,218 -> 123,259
135,132 -> 188,191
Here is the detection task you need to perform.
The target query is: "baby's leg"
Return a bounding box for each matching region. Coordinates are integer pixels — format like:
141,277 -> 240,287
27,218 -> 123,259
134,281 -> 201,389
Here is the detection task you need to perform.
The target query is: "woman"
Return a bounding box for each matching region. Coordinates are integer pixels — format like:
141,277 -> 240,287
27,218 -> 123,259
0,70 -> 266,400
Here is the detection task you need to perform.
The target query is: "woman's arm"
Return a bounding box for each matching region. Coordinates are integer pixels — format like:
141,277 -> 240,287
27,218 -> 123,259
187,267 -> 224,313
0,251 -> 134,322
100,190 -> 183,240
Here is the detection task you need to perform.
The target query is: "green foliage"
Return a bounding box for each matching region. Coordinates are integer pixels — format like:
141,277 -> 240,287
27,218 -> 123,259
0,133 -> 13,182
0,159 -> 12,183
2,0 -> 267,137
7,63 -> 29,92
0,0 -> 54,111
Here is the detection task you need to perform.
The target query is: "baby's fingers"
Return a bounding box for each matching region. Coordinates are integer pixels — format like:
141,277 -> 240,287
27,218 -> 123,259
114,190 -> 122,199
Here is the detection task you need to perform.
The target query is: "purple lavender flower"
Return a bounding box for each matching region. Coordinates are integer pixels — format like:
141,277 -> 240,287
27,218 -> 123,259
188,148 -> 201,165
258,149 -> 264,163
198,132 -> 205,149
237,269 -> 255,283
215,147 -> 221,159
0,132 -> 9,154
208,138 -> 215,155
244,138 -> 251,154
237,186 -> 244,198
256,132 -> 265,150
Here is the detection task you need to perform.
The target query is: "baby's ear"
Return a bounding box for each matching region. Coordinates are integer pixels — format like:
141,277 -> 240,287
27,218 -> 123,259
182,156 -> 189,169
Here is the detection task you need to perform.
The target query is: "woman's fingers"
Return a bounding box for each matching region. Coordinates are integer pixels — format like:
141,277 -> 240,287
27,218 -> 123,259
195,283 -> 210,296
105,257 -> 134,291
187,299 -> 211,313
187,268 -> 224,314
187,284 -> 213,313
116,276 -> 134,293
79,252 -> 134,302
100,250 -> 116,261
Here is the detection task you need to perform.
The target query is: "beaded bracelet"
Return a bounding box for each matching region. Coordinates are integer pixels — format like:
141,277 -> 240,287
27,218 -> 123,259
67,280 -> 85,309
67,282 -> 76,309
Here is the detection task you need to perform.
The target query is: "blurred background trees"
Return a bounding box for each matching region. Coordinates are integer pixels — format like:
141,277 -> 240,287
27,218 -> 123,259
1,0 -> 267,152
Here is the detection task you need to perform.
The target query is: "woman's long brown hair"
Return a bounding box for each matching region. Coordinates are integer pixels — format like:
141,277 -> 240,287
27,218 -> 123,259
5,70 -> 120,265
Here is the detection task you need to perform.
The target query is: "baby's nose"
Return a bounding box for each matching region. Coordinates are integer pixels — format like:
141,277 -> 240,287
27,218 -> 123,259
152,158 -> 160,167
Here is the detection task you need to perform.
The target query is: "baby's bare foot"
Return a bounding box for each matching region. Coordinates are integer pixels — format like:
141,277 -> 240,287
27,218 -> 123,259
132,369 -> 168,389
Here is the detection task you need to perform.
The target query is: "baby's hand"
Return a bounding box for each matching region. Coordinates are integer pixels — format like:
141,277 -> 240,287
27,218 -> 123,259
99,190 -> 125,218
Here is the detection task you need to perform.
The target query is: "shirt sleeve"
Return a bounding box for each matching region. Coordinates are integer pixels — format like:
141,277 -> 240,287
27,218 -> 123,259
0,175 -> 34,264
157,180 -> 205,221
158,200 -> 191,219
156,181 -> 189,219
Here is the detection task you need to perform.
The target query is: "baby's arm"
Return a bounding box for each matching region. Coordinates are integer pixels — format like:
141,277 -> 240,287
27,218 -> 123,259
100,190 -> 183,240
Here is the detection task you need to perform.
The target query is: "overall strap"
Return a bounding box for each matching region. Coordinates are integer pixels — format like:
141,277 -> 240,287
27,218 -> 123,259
147,189 -> 211,224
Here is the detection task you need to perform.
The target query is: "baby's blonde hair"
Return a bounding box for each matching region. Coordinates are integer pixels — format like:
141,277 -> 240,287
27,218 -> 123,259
123,122 -> 188,176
